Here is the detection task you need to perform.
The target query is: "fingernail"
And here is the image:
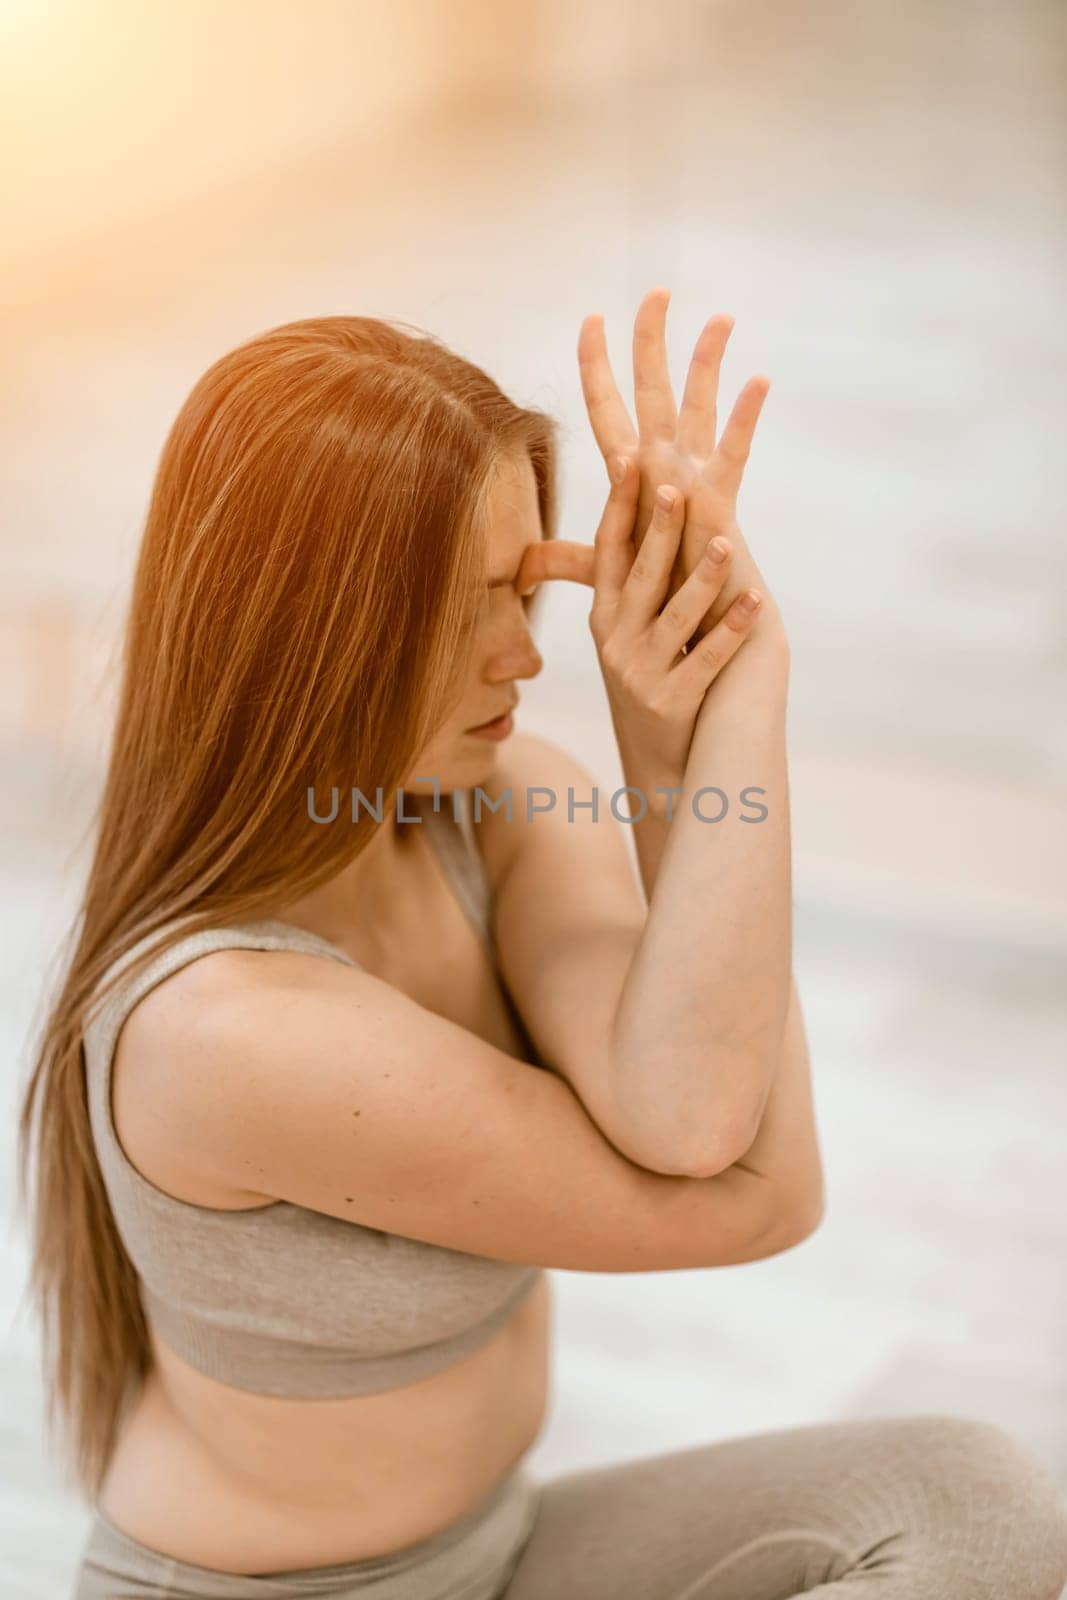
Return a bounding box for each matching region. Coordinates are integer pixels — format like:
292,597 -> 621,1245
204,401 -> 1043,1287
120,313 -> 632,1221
740,589 -> 762,612
708,538 -> 728,563
656,485 -> 676,511
611,455 -> 628,484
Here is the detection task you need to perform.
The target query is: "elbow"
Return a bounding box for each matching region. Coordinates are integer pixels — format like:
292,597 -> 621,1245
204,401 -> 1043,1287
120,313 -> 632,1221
763,1175 -> 827,1254
667,1061 -> 783,1180
612,1126 -> 755,1181
598,1067 -> 770,1180
782,1192 -> 826,1249
668,1104 -> 767,1181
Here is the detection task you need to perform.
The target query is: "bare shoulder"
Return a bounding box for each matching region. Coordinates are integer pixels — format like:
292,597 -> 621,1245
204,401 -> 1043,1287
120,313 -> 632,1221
118,941 -> 348,1060
112,944 -> 363,1207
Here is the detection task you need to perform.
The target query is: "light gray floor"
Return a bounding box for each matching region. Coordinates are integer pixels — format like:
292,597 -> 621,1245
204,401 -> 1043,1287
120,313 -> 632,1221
2,1 -> 1064,1592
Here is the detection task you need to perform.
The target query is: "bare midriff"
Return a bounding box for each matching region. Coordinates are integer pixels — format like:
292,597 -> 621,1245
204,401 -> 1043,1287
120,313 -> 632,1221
98,1272 -> 550,1573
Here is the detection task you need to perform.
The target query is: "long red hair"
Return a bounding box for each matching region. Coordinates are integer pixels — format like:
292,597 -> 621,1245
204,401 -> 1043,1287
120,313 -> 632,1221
17,314 -> 559,1494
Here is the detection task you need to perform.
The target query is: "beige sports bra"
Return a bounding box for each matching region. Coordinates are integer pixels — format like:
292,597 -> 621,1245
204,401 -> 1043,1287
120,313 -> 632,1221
82,789 -> 545,1398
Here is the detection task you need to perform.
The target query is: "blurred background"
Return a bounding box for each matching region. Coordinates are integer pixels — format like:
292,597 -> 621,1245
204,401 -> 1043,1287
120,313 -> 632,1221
2,0 -> 1065,1590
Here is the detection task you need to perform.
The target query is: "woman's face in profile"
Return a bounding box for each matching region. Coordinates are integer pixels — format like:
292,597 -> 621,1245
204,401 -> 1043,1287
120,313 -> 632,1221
406,451 -> 546,793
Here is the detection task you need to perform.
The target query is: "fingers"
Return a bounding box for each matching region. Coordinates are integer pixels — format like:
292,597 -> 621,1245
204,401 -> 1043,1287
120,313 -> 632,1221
648,531 -> 735,665
673,586 -> 763,696
632,287 -> 678,444
616,483 -> 685,639
587,455 -> 642,630
578,313 -> 637,467
713,374 -> 772,501
677,314 -> 734,460
515,455 -> 643,603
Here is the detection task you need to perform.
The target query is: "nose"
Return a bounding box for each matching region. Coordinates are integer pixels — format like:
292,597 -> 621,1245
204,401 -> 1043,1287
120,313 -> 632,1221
484,598 -> 543,684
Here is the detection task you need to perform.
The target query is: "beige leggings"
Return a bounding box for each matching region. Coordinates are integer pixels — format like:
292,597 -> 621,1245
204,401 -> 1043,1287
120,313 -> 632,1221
72,1413 -> 1067,1600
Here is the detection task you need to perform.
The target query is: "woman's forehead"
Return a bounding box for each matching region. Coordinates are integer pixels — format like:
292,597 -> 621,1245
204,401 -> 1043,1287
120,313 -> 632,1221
485,453 -> 542,576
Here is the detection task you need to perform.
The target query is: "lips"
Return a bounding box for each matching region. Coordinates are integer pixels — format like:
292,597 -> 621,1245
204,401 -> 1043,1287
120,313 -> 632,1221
467,703 -> 517,732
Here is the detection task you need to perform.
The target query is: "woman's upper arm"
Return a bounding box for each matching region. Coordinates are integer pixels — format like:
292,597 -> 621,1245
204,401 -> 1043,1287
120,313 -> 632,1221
159,951 -> 803,1273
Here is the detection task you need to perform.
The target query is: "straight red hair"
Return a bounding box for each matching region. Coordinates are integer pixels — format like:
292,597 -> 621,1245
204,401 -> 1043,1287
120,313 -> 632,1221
17,314 -> 559,1494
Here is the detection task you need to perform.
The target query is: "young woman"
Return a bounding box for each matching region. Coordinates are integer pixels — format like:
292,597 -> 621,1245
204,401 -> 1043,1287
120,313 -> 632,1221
19,293 -> 1067,1599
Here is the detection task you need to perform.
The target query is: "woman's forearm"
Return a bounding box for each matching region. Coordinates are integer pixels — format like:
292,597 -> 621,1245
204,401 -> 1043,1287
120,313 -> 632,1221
617,796 -> 821,1217
607,639 -> 793,1177
613,668 -> 822,1224
621,785 -> 671,906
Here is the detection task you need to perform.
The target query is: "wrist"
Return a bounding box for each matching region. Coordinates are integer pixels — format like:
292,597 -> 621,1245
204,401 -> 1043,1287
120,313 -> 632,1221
745,620 -> 791,680
693,633 -> 790,736
616,753 -> 684,827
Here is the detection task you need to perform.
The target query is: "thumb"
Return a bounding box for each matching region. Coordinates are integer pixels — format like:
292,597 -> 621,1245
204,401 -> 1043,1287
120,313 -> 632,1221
516,539 -> 596,596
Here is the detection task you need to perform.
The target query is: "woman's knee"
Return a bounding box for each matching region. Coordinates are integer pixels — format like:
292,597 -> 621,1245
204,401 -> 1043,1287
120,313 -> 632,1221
898,1414 -> 1067,1596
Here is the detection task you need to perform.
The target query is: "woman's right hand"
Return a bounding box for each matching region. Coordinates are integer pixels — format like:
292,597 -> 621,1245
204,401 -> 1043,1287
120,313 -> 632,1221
586,456 -> 766,804
578,291 -> 783,651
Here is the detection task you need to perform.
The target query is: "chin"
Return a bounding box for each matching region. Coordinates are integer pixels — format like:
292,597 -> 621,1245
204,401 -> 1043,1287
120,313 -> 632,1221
453,739 -> 504,782
404,740 -> 497,797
